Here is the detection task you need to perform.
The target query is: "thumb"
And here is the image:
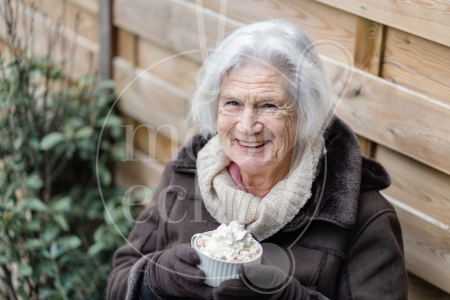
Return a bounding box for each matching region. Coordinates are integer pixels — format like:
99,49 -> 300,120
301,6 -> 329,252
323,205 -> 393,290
241,264 -> 288,289
176,244 -> 201,265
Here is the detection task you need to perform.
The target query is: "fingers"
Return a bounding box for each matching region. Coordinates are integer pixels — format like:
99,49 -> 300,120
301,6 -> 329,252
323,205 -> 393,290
217,279 -> 246,291
172,247 -> 206,285
213,279 -> 262,299
239,264 -> 287,289
188,284 -> 214,300
175,262 -> 207,284
171,274 -> 214,300
176,244 -> 201,265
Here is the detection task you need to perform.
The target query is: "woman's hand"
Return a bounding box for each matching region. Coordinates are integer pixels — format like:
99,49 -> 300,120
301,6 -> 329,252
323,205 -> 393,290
145,244 -> 213,299
212,264 -> 306,300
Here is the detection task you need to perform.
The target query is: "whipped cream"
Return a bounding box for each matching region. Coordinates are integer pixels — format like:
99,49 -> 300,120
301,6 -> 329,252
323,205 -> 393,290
196,221 -> 261,262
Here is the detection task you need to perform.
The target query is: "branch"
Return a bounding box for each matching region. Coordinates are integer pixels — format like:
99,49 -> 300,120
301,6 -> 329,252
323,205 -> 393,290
52,258 -> 69,300
0,265 -> 19,300
43,151 -> 52,203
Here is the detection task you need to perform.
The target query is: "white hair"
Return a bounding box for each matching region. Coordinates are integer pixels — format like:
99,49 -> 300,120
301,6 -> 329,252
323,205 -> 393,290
187,19 -> 334,144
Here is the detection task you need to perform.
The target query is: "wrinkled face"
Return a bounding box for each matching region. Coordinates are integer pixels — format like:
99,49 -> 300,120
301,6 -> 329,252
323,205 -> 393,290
217,62 -> 298,174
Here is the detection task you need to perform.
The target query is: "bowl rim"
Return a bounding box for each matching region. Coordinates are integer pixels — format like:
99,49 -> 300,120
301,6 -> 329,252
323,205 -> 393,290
192,231 -> 263,264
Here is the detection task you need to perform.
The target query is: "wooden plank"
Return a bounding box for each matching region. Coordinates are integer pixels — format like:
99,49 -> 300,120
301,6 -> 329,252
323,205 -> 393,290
114,148 -> 164,194
314,0 -> 450,48
117,28 -> 137,65
20,0 -> 99,43
187,0 -> 357,63
67,0 -> 99,15
384,195 -> 450,294
354,17 -> 385,75
322,55 -> 450,176
382,27 -> 450,105
0,0 -> 98,78
114,0 -> 242,65
356,135 -> 375,157
121,114 -> 180,164
137,38 -> 199,93
113,57 -> 193,144
0,38 -> 6,52
375,146 -> 450,228
378,146 -> 450,292
408,272 -> 450,300
353,18 -> 384,157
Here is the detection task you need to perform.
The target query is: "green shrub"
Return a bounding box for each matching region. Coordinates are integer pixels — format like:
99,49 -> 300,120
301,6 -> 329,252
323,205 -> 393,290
0,2 -> 139,299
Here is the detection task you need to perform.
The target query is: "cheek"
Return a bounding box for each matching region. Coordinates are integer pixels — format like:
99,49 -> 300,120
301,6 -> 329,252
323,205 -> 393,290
265,119 -> 294,162
217,109 -> 235,136
217,109 -> 237,153
270,110 -> 297,148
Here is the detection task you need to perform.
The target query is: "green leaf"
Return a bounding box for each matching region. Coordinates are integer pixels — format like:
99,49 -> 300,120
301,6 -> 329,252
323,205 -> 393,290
0,256 -> 9,265
98,164 -> 112,186
43,226 -> 60,243
39,288 -> 57,298
24,174 -> 43,189
110,126 -> 122,139
49,68 -> 65,79
50,242 -> 58,258
50,196 -> 72,212
74,126 -> 94,139
31,68 -> 43,78
23,197 -> 48,212
93,225 -> 107,243
17,286 -> 29,300
18,263 -> 33,277
53,214 -> 69,231
88,242 -> 105,257
111,141 -> 126,161
40,132 -> 65,150
22,239 -> 46,250
97,79 -> 116,90
56,236 -> 81,250
25,220 -> 41,232
37,260 -> 55,279
0,199 -> 14,210
96,114 -> 123,127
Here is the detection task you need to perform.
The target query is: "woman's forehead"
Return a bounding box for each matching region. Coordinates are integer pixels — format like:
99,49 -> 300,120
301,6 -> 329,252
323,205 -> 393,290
220,63 -> 289,100
224,61 -> 285,83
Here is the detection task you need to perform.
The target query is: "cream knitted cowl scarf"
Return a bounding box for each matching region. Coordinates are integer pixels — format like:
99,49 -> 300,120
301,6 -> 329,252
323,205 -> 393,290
196,135 -> 324,241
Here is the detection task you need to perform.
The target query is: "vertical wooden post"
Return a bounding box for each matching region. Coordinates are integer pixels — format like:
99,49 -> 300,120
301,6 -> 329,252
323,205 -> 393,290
354,17 -> 386,76
117,28 -> 138,66
354,17 -> 386,157
99,0 -> 113,79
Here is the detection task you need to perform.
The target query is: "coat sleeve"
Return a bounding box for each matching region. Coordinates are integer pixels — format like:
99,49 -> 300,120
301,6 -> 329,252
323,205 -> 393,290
107,162 -> 174,300
339,205 -> 408,299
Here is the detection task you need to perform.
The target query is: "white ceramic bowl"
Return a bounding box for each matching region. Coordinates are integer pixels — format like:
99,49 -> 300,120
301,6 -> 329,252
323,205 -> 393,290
191,231 -> 263,287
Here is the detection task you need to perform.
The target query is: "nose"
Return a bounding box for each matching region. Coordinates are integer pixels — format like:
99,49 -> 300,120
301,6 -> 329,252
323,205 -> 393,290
236,107 -> 263,134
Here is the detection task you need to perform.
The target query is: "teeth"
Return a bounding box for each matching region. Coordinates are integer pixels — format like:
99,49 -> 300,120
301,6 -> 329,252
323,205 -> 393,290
239,140 -> 265,147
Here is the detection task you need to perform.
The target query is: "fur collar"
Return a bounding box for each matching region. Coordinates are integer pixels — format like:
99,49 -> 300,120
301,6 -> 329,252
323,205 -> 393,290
172,116 -> 391,229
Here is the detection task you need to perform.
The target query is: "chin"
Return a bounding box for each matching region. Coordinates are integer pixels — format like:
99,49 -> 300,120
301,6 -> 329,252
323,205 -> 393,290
234,159 -> 272,174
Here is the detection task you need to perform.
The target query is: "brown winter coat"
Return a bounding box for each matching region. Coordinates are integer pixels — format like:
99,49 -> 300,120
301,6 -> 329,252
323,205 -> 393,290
107,117 -> 408,299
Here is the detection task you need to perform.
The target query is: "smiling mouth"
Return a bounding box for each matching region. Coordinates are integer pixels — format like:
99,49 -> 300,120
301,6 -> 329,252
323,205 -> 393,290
237,140 -> 269,148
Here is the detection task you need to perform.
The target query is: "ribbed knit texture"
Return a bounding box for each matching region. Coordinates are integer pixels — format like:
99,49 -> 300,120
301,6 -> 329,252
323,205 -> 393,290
197,135 -> 323,241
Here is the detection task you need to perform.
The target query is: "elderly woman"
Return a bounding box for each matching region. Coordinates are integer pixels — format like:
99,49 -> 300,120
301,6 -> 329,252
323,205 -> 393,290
108,20 -> 408,299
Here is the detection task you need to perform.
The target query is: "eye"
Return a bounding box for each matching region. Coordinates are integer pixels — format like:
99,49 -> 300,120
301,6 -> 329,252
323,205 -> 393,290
227,101 -> 240,106
262,103 -> 276,108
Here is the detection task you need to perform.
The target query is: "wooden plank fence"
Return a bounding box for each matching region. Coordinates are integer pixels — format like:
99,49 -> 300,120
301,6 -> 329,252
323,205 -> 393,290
0,0 -> 99,79
111,0 -> 450,298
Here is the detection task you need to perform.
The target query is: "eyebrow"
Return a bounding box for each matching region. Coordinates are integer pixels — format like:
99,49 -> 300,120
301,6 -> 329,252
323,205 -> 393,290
218,96 -> 238,103
219,95 -> 284,102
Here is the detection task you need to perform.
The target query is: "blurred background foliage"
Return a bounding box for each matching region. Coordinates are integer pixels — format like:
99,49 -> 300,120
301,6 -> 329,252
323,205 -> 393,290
0,1 -> 139,299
